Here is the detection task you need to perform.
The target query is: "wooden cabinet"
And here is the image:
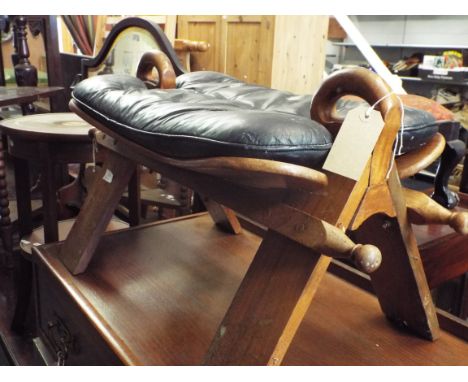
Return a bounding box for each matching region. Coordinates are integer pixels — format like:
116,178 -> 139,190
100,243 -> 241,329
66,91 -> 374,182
177,16 -> 223,73
177,15 -> 329,94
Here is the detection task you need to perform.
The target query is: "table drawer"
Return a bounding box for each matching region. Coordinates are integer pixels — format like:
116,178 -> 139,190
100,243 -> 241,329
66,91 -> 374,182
34,262 -> 122,366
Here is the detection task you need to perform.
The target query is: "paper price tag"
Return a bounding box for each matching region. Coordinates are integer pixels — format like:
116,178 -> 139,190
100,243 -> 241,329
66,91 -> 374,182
322,106 -> 385,181
103,169 -> 114,183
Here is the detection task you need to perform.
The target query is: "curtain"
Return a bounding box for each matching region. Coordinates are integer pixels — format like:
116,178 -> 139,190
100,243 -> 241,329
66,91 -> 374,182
61,15 -> 98,56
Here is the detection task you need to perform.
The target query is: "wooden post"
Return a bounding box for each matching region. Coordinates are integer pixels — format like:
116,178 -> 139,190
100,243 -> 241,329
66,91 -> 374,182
12,16 -> 38,115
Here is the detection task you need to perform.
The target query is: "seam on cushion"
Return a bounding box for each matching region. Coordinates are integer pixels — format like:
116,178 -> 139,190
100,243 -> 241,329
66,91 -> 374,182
400,121 -> 439,131
72,94 -> 333,151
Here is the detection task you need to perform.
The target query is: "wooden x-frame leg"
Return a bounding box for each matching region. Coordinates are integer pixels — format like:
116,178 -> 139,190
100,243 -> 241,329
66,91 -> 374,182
59,140 -> 440,364
204,163 -> 376,364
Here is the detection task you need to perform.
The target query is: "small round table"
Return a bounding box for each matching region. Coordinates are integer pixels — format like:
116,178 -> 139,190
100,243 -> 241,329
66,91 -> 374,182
0,112 -> 94,332
0,113 -> 94,243
0,86 -> 64,266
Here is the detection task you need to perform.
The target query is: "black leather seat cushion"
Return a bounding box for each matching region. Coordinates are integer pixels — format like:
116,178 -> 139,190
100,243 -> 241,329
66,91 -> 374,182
177,71 -> 439,154
72,72 -> 438,169
72,74 -> 333,168
176,71 -> 313,117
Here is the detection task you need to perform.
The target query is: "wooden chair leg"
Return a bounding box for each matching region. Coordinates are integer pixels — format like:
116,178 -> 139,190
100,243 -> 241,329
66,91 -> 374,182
59,148 -> 136,275
0,225 -> 14,268
10,156 -> 34,333
127,165 -> 141,227
432,139 -> 465,209
204,230 -> 330,365
39,143 -> 59,243
201,195 -> 242,234
353,170 -> 440,340
11,255 -> 33,333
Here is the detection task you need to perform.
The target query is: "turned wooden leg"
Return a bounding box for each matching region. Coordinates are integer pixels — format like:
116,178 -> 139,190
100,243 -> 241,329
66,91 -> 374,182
0,134 -> 13,267
405,187 -> 468,234
59,148 -> 136,275
12,16 -> 38,115
353,169 -> 439,340
432,139 -> 465,209
204,230 -> 330,365
405,178 -> 468,289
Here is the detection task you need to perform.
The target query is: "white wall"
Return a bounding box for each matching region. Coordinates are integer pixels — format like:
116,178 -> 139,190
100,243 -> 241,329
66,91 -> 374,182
347,16 -> 468,47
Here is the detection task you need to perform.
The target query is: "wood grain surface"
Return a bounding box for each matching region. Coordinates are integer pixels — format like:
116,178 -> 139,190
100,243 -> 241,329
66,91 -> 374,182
32,214 -> 468,365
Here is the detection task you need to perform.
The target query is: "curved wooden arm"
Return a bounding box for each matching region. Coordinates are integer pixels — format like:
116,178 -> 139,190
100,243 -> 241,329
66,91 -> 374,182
311,67 -> 402,186
311,68 -> 398,136
136,50 -> 176,89
396,133 -> 446,179
174,38 -> 209,52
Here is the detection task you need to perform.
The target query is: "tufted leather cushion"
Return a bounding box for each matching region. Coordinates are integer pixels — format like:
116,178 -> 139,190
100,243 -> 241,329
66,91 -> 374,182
72,74 -> 333,168
177,72 -> 439,154
176,71 -> 313,117
72,72 -> 439,169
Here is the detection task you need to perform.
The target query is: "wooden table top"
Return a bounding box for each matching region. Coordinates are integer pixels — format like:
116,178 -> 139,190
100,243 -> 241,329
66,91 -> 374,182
0,112 -> 93,140
34,213 -> 468,366
0,86 -> 63,107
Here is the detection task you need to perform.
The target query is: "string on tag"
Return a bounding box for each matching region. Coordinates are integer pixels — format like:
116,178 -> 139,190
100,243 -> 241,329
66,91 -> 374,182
365,92 -> 405,179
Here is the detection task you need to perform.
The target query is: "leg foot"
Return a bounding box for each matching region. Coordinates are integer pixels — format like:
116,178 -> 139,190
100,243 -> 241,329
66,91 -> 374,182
432,139 -> 465,209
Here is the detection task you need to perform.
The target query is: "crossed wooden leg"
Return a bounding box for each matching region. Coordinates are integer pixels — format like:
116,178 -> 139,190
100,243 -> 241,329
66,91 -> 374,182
58,142 -> 445,364
204,230 -> 328,365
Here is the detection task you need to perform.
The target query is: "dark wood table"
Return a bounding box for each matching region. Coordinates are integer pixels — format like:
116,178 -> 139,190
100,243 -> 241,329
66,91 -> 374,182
0,111 -> 93,333
0,112 -> 93,243
0,86 -> 64,267
31,213 -> 468,365
0,86 -> 63,108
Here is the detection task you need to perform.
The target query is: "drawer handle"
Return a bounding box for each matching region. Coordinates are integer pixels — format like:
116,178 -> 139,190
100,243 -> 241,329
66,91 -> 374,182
46,314 -> 74,366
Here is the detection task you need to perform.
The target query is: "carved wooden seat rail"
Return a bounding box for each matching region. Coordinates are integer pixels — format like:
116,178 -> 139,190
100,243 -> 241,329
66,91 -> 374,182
55,49 -> 468,365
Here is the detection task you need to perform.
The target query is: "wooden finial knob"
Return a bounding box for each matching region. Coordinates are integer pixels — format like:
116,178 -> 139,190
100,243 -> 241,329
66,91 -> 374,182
449,211 -> 468,235
351,244 -> 382,274
88,128 -> 98,139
